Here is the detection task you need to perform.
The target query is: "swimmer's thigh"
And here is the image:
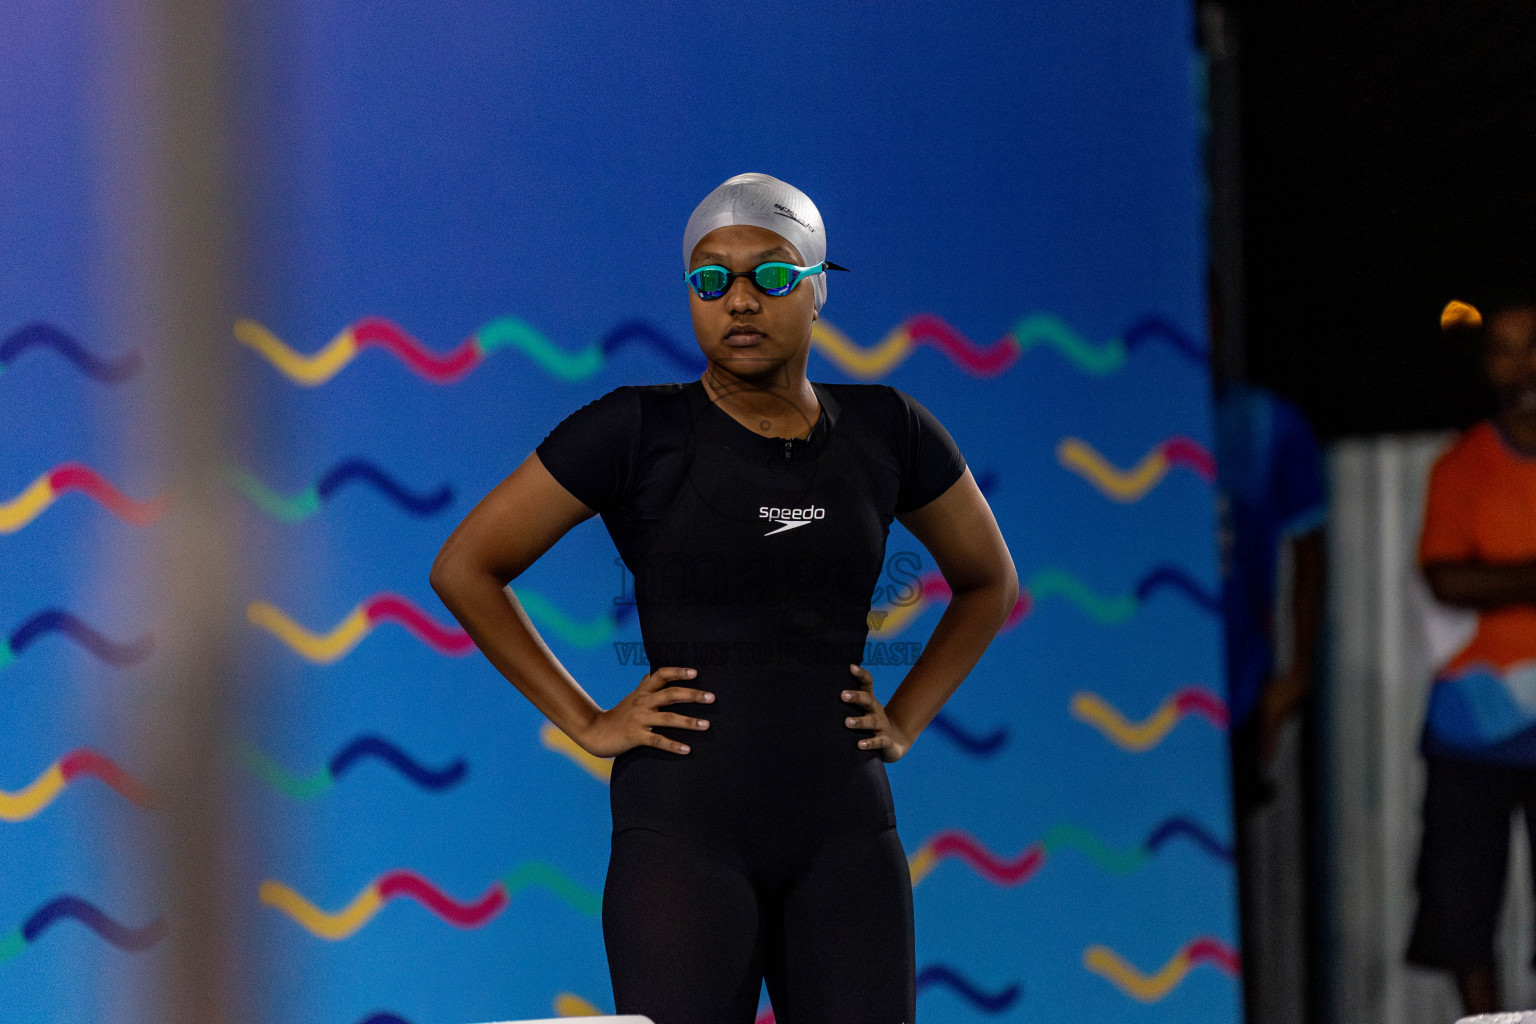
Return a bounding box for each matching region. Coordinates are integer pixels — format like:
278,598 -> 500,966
769,825 -> 916,1024
603,827 -> 765,1024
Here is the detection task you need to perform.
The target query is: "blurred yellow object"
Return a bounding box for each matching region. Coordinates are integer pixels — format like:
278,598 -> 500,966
1441,300 -> 1483,331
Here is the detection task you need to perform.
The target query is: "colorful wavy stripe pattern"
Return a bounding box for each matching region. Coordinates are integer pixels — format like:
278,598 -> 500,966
235,736 -> 466,800
234,317 -> 703,385
227,459 -> 451,522
261,862 -> 600,939
1057,436 -> 1216,502
907,817 -> 1231,887
1084,936 -> 1240,1002
1072,687 -> 1230,750
0,463 -> 166,533
813,312 -> 1201,378
0,609 -> 153,670
246,594 -> 473,663
236,312 -> 1199,384
0,749 -> 154,821
0,896 -> 165,964
927,712 -> 1008,756
873,565 -> 1215,636
0,323 -> 143,383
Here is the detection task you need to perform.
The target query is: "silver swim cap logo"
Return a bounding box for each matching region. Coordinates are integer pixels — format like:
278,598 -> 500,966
772,203 -> 815,233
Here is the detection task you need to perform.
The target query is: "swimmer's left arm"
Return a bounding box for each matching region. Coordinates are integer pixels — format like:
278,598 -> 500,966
842,468 -> 1018,761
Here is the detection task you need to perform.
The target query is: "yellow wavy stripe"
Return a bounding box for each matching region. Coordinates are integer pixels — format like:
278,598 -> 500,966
907,846 -> 938,886
233,319 -> 358,386
554,993 -> 604,1016
0,764 -> 66,822
1057,438 -> 1171,502
247,602 -> 370,663
1084,944 -> 1193,1002
258,879 -> 384,940
1070,692 -> 1179,752
0,474 -> 57,534
540,723 -> 613,782
810,322 -> 912,379
869,598 -> 927,637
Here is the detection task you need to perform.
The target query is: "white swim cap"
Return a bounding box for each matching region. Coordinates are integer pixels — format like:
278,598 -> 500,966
684,172 -> 830,311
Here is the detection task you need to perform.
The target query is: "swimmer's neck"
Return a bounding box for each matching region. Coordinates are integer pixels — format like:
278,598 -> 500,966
700,363 -> 821,440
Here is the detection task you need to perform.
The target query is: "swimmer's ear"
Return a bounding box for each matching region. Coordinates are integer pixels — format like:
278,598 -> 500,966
1441,300 -> 1483,336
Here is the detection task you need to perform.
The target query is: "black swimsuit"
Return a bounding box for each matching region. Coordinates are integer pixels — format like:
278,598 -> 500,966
536,379 -> 966,1024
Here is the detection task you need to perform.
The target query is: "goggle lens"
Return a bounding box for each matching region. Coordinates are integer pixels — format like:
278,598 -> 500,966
686,262 -> 821,300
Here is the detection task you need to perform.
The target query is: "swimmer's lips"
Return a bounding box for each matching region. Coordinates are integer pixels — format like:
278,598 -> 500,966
724,325 -> 765,347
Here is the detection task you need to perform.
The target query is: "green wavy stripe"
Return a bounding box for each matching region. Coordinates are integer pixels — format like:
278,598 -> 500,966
224,466 -> 321,523
0,930 -> 25,965
503,861 -> 601,917
233,742 -> 332,800
1041,824 -> 1148,875
517,589 -> 619,648
474,318 -> 604,382
0,644 -> 13,671
1027,569 -> 1137,624
1010,313 -> 1127,376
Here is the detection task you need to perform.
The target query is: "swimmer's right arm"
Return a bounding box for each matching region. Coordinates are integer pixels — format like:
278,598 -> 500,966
429,452 -> 713,757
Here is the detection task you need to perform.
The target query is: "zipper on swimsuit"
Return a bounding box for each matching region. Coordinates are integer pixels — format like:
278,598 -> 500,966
783,438 -> 793,461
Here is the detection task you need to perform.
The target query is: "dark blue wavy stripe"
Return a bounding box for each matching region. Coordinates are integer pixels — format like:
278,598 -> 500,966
328,735 -> 467,790
22,896 -> 166,951
315,459 -> 453,515
1135,565 -> 1219,614
917,963 -> 1021,1012
1145,816 -> 1234,863
928,713 -> 1008,757
1122,315 -> 1207,364
600,320 -> 707,372
974,469 -> 998,496
0,323 -> 143,382
354,1014 -> 411,1024
8,610 -> 154,665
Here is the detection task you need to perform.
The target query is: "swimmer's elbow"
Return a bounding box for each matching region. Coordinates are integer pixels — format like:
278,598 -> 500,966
429,540 -> 471,607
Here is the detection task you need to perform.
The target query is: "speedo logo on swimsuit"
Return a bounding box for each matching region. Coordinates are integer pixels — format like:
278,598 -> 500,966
760,505 -> 825,536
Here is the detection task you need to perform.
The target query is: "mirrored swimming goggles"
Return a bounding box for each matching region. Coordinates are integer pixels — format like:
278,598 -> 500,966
685,260 -> 850,300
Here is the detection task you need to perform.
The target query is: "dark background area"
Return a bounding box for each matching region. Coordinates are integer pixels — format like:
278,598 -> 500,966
1234,0 -> 1536,438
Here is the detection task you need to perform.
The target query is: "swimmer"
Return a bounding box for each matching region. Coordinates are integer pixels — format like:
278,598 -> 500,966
431,172 -> 1018,1024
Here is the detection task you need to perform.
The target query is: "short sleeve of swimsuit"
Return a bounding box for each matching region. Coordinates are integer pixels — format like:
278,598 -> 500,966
534,386 -> 640,515
887,385 -> 968,514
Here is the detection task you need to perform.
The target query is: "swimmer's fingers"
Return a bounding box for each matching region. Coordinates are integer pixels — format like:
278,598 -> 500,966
637,727 -> 692,755
642,710 -> 711,731
848,663 -> 876,690
858,733 -> 894,752
648,686 -> 716,708
841,687 -> 884,731
638,666 -> 698,692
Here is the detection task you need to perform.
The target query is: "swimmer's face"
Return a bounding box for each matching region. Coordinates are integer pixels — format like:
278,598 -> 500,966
1483,306 -> 1536,415
687,224 -> 817,382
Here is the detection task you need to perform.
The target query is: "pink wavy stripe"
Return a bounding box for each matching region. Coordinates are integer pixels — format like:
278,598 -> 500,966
1186,936 -> 1242,975
49,464 -> 166,526
918,573 -> 1033,628
351,317 -> 480,382
375,870 -> 508,927
362,594 -> 475,655
1159,437 -> 1217,481
59,749 -> 156,807
1172,687 -> 1230,729
903,314 -> 1022,377
930,831 -> 1046,886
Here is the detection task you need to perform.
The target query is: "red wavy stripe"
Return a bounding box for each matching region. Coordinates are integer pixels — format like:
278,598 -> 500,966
362,594 -> 475,655
351,317 -> 481,383
916,573 -> 1032,629
48,464 -> 166,526
376,870 -> 509,927
58,749 -> 156,807
1160,437 -> 1217,481
905,314 -> 1021,377
1173,687 -> 1230,729
1186,936 -> 1241,975
930,831 -> 1046,886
